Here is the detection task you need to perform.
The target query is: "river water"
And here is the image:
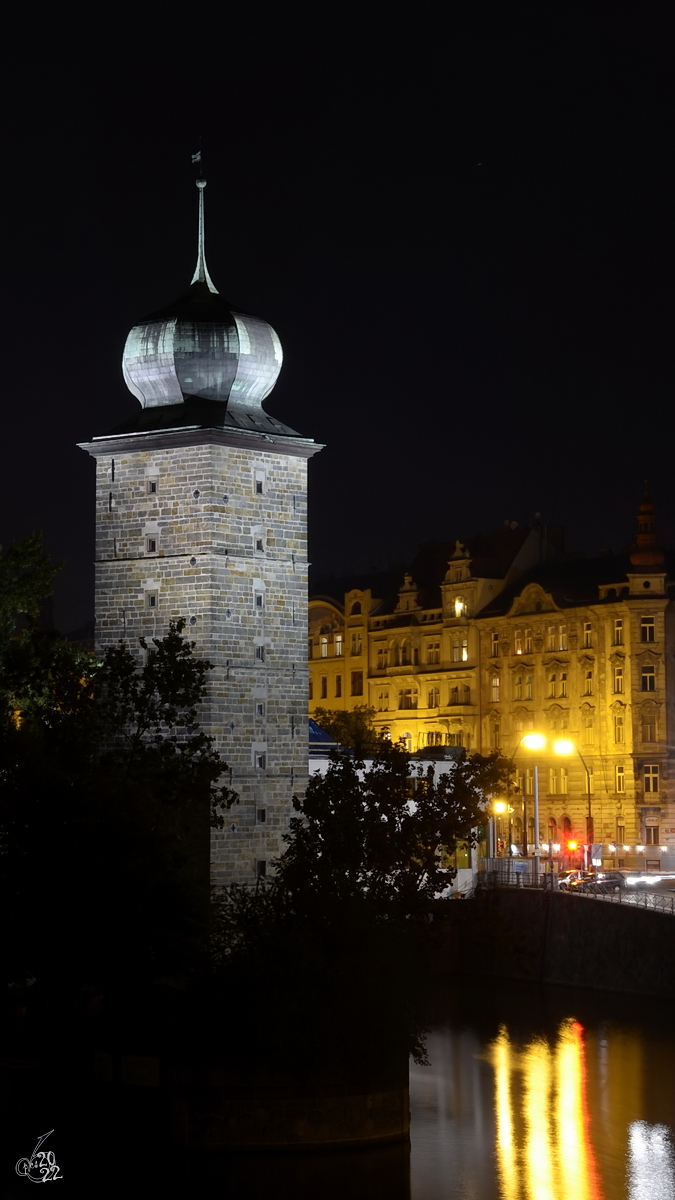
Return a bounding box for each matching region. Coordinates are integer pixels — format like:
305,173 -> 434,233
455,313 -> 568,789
5,980 -> 673,1198
208,980 -> 675,1200
409,981 -> 675,1200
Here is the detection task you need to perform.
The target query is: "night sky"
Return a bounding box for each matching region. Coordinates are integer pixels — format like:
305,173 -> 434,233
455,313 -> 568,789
2,11 -> 672,632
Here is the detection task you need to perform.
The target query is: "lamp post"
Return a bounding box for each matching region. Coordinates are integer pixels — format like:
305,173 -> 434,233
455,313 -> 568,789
553,739 -> 594,870
510,733 -> 545,879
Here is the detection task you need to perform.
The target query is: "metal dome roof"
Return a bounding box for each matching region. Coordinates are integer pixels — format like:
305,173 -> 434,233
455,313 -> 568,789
122,180 -> 283,411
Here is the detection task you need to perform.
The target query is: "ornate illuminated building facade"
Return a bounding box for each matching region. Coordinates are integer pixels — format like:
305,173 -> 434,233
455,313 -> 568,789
80,178 -> 321,885
309,504 -> 674,869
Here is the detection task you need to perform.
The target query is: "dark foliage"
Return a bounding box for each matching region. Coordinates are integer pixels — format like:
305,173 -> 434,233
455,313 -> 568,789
210,744 -> 511,1068
0,539 -> 236,1004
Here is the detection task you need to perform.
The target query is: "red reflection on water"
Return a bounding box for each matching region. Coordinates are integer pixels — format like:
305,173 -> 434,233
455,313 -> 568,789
569,1021 -> 603,1200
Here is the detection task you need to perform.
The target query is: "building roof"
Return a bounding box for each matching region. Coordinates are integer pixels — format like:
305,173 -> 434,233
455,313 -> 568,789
477,550 -> 675,618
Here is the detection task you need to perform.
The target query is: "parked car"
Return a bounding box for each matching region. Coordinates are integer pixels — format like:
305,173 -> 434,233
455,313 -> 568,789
557,870 -> 594,891
595,871 -> 628,889
569,878 -> 622,895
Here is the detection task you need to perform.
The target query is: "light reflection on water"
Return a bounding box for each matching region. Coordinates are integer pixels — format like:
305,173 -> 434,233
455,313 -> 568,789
410,992 -> 675,1200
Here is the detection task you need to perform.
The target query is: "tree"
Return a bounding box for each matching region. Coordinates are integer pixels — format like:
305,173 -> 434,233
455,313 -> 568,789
279,742 -> 508,916
211,743 -> 511,1068
0,533 -> 60,657
0,609 -> 236,993
312,704 -> 389,755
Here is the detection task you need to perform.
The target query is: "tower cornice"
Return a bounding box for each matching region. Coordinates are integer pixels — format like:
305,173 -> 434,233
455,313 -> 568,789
78,425 -> 323,460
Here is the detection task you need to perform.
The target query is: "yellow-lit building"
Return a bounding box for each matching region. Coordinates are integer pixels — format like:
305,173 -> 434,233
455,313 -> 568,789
309,502 -> 674,870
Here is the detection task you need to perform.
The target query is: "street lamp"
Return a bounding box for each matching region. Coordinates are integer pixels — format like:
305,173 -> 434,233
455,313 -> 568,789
553,739 -> 594,867
521,733 -> 545,863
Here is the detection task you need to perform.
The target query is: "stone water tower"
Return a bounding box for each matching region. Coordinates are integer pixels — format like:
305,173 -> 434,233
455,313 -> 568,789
79,178 -> 321,884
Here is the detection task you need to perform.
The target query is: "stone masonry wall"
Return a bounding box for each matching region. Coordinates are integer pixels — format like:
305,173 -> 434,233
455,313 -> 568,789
91,437 -> 309,884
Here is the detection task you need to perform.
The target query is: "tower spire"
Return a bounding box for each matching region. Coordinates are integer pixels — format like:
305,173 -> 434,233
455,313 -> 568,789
630,479 -> 665,567
191,177 -> 218,294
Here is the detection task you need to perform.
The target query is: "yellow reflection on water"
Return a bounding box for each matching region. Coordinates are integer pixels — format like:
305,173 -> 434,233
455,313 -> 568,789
492,1027 -> 521,1200
523,1036 -> 558,1200
487,1019 -> 602,1200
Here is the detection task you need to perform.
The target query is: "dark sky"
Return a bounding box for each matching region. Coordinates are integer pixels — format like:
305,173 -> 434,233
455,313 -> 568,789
2,10 -> 673,632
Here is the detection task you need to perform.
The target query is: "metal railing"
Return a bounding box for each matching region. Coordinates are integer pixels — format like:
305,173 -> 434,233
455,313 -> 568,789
477,861 -> 675,915
575,889 -> 675,916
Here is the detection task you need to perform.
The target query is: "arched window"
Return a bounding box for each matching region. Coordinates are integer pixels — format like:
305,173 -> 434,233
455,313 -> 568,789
562,816 -> 572,837
350,601 -> 361,615
548,818 -> 558,841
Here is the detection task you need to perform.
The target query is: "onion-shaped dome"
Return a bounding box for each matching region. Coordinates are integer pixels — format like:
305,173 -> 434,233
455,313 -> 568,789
122,180 -> 282,413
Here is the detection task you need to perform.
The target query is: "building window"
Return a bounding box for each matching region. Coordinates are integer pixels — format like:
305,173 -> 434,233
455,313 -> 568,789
351,671 -> 363,697
335,675 -> 342,697
549,767 -> 559,794
377,690 -> 388,710
145,537 -> 157,554
525,675 -> 533,700
308,640 -> 314,660
641,666 -> 656,692
644,764 -> 659,793
145,591 -> 158,610
256,702 -> 265,717
335,635 -> 343,656
491,722 -> 501,749
559,625 -> 568,651
255,645 -> 265,662
548,673 -> 556,698
584,671 -> 593,696
147,478 -> 157,495
514,630 -> 522,655
491,676 -> 500,703
561,767 -> 568,794
255,591 -> 264,610
308,676 -> 313,700
351,632 -> 362,656
427,642 -> 440,664
320,676 -> 328,699
254,469 -> 265,495
320,636 -> 328,657
491,632 -> 499,657
645,825 -> 660,845
641,718 -> 656,741
450,685 -> 459,705
617,824 -> 625,844
640,615 -> 655,642
255,537 -> 264,552
376,648 -> 388,669
399,688 -> 415,710
350,601 -> 361,615
428,687 -> 440,708
255,753 -> 267,769
614,714 -> 624,743
256,859 -> 267,877
526,768 -> 534,795
452,640 -> 460,662
583,718 -> 594,746
524,629 -> 533,653
583,622 -> 592,648
256,808 -> 267,824
547,626 -> 556,651
463,684 -> 470,704
613,666 -> 623,693
559,672 -> 567,698
614,619 -> 623,645
514,676 -> 522,700
616,764 -> 625,793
